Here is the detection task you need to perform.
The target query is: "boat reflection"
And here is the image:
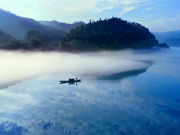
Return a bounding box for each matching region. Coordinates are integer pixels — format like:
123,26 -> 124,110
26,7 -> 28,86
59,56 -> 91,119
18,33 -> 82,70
59,78 -> 81,85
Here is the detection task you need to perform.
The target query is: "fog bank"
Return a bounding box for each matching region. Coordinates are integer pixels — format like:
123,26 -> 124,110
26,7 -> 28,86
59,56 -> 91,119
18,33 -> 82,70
0,49 -> 162,87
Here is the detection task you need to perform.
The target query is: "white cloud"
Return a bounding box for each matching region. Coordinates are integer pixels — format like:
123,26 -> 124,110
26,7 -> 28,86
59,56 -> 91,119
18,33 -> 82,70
117,0 -> 150,15
0,0 -> 153,22
140,1 -> 153,6
143,7 -> 154,11
0,0 -> 150,15
0,90 -> 36,113
96,0 -> 150,13
119,6 -> 135,14
141,15 -> 180,32
143,4 -> 164,11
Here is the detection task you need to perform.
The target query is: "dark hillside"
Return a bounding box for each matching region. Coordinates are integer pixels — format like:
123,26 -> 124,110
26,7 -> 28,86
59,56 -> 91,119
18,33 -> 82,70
0,29 -> 13,43
0,9 -> 66,41
60,18 -> 167,51
39,20 -> 85,33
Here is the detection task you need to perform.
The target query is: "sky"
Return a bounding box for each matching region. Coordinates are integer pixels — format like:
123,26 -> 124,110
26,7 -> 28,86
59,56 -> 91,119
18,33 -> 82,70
0,0 -> 179,32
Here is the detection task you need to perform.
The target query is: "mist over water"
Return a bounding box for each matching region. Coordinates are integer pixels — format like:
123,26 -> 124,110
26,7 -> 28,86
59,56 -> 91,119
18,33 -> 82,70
0,47 -> 180,135
0,49 -> 159,87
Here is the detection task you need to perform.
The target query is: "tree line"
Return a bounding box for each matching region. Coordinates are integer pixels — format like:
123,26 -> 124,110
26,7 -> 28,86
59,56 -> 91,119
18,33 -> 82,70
59,17 -> 162,51
0,17 -> 168,51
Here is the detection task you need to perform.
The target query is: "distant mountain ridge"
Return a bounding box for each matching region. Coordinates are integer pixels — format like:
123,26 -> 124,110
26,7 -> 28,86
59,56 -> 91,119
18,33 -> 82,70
0,9 -> 66,40
39,20 -> 85,33
0,9 -> 168,51
154,30 -> 180,46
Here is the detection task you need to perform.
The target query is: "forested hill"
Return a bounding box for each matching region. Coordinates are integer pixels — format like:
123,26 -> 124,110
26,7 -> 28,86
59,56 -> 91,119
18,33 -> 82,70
0,9 -> 66,41
60,18 -> 168,51
0,29 -> 13,43
39,21 -> 85,33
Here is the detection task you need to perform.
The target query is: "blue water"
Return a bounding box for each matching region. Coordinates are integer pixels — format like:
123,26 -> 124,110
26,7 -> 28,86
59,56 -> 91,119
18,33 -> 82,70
0,48 -> 180,135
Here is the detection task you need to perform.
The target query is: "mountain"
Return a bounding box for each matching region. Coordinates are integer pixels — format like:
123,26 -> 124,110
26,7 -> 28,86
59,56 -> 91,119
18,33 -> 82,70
0,9 -> 66,41
154,30 -> 180,46
0,28 -> 26,50
39,20 -> 85,33
60,18 -> 168,51
0,9 -> 168,51
0,28 -> 13,43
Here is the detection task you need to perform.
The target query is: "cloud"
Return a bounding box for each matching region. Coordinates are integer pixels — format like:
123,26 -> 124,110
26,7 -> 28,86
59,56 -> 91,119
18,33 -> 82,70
141,15 -> 180,32
140,1 -> 153,6
0,0 -> 151,18
119,6 -> 135,14
116,0 -> 150,15
93,0 -> 150,13
0,90 -> 36,113
143,4 -> 164,11
143,7 -> 154,11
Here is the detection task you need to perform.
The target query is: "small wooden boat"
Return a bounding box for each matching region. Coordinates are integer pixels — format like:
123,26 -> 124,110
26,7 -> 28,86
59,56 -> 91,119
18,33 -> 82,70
59,78 -> 81,84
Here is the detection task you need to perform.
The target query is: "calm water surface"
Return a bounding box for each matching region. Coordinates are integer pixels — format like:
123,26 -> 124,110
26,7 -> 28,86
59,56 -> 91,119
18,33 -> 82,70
0,48 -> 180,135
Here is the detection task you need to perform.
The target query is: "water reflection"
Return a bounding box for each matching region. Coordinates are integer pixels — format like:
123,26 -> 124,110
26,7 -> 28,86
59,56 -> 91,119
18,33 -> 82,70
0,49 -> 154,87
1,72 -> 180,135
0,81 -> 21,90
59,78 -> 81,85
0,48 -> 180,135
99,68 -> 147,80
0,122 -> 26,135
60,81 -> 81,85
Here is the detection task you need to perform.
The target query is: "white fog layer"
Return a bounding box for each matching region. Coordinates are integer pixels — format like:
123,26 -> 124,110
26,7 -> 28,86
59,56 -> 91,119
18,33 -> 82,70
0,49 -> 166,86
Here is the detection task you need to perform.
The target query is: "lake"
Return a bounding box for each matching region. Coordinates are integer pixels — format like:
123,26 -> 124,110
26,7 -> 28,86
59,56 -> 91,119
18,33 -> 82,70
0,47 -> 180,135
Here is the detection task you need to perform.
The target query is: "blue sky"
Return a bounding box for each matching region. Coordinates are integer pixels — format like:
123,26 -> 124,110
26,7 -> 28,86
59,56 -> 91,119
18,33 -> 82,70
0,0 -> 179,32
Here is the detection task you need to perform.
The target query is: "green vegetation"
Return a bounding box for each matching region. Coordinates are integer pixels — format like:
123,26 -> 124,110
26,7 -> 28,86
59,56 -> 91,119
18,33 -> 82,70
39,21 -> 85,33
0,8 -> 67,50
60,17 -> 168,51
0,29 -> 13,43
0,29 -> 60,50
0,9 -> 168,51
